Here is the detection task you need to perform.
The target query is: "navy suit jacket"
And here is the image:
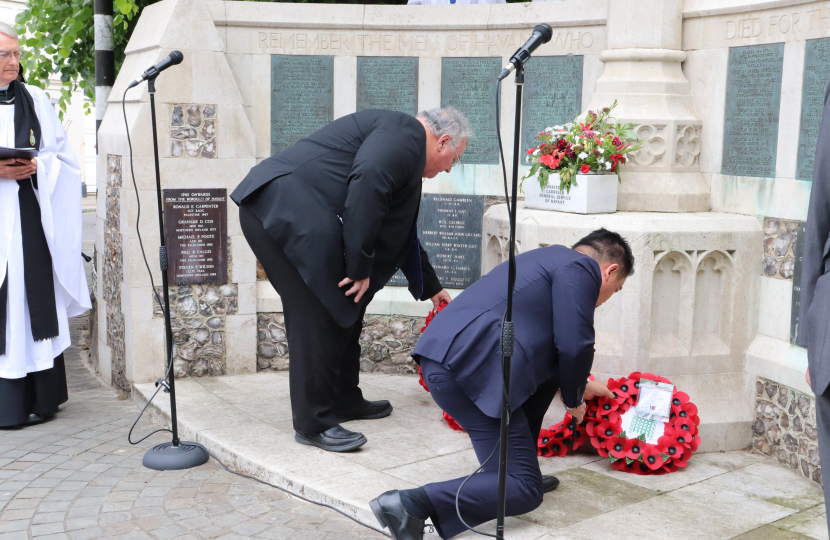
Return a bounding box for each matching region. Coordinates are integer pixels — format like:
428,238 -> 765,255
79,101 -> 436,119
413,245 -> 601,418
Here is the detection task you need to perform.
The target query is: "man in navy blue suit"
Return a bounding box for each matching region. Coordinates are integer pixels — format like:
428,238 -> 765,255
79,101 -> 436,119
370,228 -> 634,540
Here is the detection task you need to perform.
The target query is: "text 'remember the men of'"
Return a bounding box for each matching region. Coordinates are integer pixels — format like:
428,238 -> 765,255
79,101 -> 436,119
231,107 -> 471,452
0,22 -> 90,428
371,229 -> 634,540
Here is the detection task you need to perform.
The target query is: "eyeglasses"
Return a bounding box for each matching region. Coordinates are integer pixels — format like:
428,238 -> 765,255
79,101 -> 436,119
0,50 -> 24,60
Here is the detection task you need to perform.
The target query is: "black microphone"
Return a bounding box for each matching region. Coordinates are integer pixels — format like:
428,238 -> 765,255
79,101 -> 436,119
127,51 -> 184,89
498,24 -> 553,80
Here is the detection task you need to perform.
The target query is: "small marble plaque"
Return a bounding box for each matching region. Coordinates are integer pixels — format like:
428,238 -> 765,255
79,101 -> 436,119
357,57 -> 418,116
522,56 -> 583,155
164,189 -> 228,285
271,55 -> 333,154
797,39 -> 830,181
387,194 -> 484,289
722,44 -> 784,178
441,58 -> 501,164
791,221 -> 806,345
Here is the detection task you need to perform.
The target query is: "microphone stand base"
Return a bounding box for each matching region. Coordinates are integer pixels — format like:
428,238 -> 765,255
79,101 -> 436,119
142,441 -> 209,471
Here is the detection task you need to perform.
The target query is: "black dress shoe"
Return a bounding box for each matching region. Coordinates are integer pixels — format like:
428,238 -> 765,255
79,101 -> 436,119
370,490 -> 425,540
542,475 -> 560,493
26,413 -> 44,425
294,425 -> 367,452
335,399 -> 393,422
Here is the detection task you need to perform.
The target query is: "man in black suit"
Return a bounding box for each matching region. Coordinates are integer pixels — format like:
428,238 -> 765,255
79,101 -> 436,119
797,80 -> 830,536
232,108 -> 470,452
370,229 -> 633,539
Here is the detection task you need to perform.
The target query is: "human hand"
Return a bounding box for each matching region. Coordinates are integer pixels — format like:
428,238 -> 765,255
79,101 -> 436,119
585,379 -> 615,401
567,402 -> 587,424
806,369 -> 812,389
339,277 -> 370,303
430,289 -> 452,309
0,158 -> 35,180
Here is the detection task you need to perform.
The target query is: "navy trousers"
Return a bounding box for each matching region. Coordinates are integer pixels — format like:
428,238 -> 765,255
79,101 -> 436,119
420,358 -> 558,539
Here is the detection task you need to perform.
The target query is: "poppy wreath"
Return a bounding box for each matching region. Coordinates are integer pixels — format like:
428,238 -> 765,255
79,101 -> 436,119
416,304 -> 701,474
539,372 -> 701,475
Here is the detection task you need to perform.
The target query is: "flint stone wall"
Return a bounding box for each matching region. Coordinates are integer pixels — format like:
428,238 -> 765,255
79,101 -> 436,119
256,313 -> 423,374
753,377 -> 821,485
153,283 -> 239,378
103,155 -> 129,393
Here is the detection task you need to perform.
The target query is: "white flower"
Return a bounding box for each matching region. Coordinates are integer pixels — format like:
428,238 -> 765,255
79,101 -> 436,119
605,161 -> 612,170
533,149 -> 541,156
578,152 -> 588,160
598,157 -> 605,164
598,148 -> 605,154
553,125 -> 563,131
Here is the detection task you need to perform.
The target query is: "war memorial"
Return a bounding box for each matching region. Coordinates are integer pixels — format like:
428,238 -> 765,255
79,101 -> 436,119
88,0 -> 830,536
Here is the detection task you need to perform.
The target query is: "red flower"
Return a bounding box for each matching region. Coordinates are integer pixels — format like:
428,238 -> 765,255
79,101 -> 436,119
607,378 -> 631,401
443,412 -> 464,432
421,300 -> 448,333
556,139 -> 569,150
527,147 -> 535,155
674,448 -> 691,467
672,391 -> 690,408
597,396 -> 620,414
580,164 -> 591,173
612,137 -> 622,147
663,427 -> 691,449
417,366 -> 429,393
689,433 -> 701,452
597,410 -> 621,426
641,446 -> 664,470
608,437 -> 627,459
662,460 -> 679,473
610,458 -> 630,472
595,138 -> 602,145
548,439 -> 569,457
669,416 -> 698,437
540,153 -> 561,169
538,429 -> 553,448
596,420 -> 618,439
624,438 -> 644,460
657,435 -> 683,460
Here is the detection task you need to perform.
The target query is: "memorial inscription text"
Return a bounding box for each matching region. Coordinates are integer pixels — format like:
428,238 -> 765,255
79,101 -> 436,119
722,44 -> 784,178
164,189 -> 228,285
441,58 -> 500,164
271,55 -> 333,154
797,38 -> 830,180
357,57 -> 418,116
522,56 -> 583,155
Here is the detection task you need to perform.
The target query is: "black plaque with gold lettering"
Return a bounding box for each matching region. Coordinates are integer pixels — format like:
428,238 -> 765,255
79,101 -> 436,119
441,58 -> 501,165
271,55 -> 334,154
522,56 -> 583,155
164,189 -> 228,285
722,44 -> 784,178
387,194 -> 483,289
357,57 -> 419,116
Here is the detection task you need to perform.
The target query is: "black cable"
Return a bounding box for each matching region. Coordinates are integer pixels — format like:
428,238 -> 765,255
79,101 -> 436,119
119,86 -> 388,539
452,74 -> 515,540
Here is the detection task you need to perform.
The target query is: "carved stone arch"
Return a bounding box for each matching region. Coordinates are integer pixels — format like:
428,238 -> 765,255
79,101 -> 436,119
486,234 -> 504,269
692,250 -> 734,355
650,251 -> 695,357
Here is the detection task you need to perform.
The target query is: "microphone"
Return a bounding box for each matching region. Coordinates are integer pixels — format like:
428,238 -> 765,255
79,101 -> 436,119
498,24 -> 553,80
127,51 -> 184,89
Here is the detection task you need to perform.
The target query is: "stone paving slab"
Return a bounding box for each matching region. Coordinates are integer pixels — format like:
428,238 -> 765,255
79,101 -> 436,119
134,371 -> 830,540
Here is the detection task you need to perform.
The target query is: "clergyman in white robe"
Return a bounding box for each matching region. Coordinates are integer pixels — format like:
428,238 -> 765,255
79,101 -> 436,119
0,82 -> 90,427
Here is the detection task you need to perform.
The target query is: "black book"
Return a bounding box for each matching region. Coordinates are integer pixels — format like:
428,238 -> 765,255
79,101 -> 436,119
0,146 -> 38,160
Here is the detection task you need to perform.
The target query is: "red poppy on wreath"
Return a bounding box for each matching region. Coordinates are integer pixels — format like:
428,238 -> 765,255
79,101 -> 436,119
597,395 -> 620,414
608,437 -> 627,459
669,416 -> 698,437
623,438 -> 644,460
657,435 -> 683,459
641,446 -> 665,470
442,411 -> 464,432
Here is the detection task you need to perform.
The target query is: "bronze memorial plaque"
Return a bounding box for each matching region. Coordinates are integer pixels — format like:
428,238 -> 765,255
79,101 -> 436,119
163,188 -> 228,285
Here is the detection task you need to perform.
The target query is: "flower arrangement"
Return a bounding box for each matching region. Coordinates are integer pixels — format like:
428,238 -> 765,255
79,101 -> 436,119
523,101 -> 643,193
418,304 -> 701,475
539,372 -> 700,475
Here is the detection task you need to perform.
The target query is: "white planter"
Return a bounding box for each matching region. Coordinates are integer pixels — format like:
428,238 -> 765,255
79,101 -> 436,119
523,173 -> 619,214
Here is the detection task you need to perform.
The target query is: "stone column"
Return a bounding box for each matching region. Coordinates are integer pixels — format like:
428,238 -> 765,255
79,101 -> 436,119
586,0 -> 709,212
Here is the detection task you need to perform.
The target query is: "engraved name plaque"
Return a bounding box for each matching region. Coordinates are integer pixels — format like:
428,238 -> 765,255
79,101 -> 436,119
271,55 -> 333,154
797,39 -> 830,181
357,57 -> 419,116
722,44 -> 784,178
164,189 -> 228,285
522,56 -> 583,155
387,194 -> 484,289
441,58 -> 500,164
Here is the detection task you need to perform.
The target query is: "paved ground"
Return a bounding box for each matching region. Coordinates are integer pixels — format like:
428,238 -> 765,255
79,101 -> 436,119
136,371 -> 830,540
0,318 -> 385,540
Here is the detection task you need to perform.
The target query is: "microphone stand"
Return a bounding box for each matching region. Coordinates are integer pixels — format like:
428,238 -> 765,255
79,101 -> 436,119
495,63 -> 524,540
141,74 -> 209,471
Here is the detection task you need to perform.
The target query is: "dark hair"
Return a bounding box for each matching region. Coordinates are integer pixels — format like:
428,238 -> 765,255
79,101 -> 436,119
572,228 -> 635,277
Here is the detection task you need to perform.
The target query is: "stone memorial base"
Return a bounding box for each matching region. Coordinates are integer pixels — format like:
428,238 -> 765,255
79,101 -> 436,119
483,204 -> 764,451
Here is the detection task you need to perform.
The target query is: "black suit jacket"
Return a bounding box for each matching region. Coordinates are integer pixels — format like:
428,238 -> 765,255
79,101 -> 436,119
231,110 -> 442,328
797,81 -> 830,395
414,246 -> 600,418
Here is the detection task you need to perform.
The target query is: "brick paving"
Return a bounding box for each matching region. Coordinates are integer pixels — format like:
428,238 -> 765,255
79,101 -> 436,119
0,316 -> 385,540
